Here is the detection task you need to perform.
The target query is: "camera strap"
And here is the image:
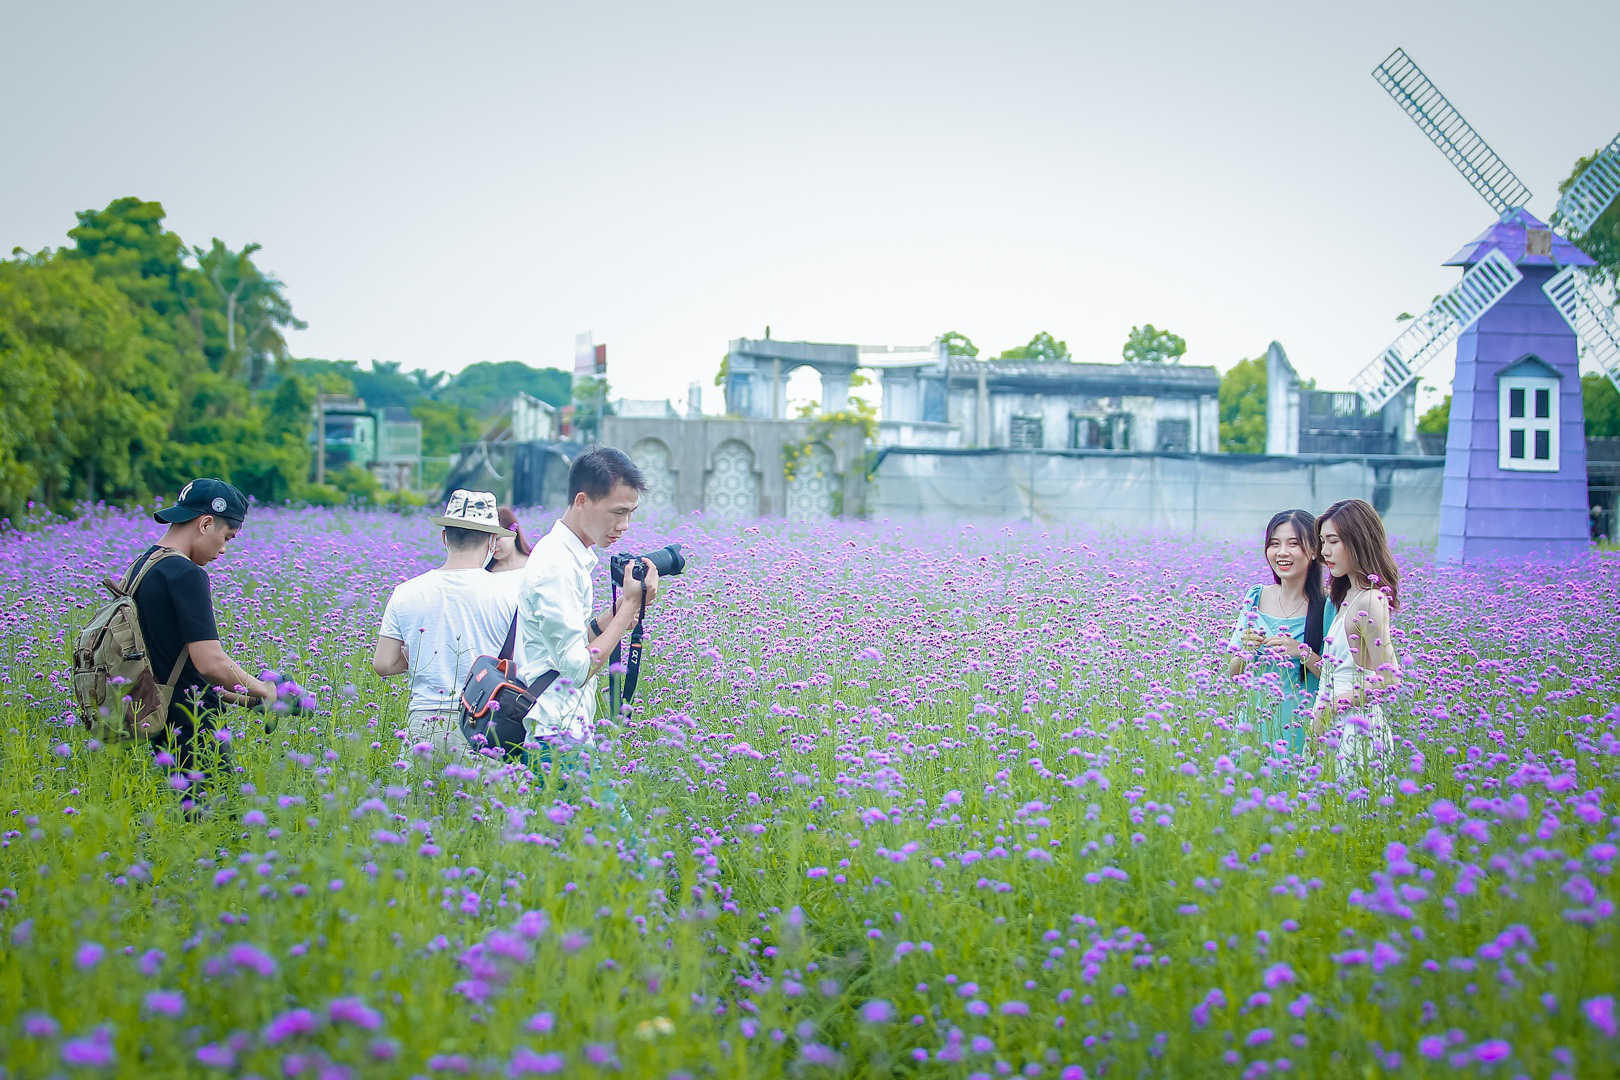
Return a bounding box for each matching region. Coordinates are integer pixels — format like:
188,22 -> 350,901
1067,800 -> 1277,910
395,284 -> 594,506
608,580 -> 649,715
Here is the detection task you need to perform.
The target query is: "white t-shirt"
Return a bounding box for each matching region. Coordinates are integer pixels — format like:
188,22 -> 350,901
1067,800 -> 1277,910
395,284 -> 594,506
379,568 -> 522,715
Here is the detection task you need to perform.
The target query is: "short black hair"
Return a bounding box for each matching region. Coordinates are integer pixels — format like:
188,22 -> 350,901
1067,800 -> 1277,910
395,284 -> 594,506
569,447 -> 646,502
443,525 -> 491,551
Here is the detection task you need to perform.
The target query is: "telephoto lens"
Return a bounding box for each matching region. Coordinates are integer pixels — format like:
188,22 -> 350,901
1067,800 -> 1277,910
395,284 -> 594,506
610,543 -> 686,586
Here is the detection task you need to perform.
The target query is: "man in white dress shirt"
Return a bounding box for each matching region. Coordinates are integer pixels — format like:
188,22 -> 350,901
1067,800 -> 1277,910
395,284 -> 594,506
516,448 -> 660,775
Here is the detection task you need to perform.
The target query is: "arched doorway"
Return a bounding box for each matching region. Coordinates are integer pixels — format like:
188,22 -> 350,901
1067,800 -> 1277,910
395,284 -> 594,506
704,440 -> 759,518
785,441 -> 840,520
784,365 -> 821,418
630,438 -> 677,514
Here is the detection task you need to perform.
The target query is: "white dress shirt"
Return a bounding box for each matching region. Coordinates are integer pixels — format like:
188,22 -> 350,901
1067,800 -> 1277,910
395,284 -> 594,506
516,520 -> 601,743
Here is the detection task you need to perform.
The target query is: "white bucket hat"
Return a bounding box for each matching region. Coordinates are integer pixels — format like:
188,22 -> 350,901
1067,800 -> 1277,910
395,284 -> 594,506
430,489 -> 514,536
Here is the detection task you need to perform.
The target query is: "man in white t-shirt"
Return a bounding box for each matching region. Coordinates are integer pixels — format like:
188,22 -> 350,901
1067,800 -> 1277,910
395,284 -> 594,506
372,490 -> 522,766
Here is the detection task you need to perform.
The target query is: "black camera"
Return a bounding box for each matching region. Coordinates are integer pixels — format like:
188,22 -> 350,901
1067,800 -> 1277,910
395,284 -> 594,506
609,543 -> 685,587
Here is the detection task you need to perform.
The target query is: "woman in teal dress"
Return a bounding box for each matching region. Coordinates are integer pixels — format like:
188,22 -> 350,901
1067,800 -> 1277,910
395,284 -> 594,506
1226,509 -> 1336,755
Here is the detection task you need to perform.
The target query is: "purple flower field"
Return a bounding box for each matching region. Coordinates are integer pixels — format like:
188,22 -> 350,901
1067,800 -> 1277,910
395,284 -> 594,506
1,505 -> 1617,1077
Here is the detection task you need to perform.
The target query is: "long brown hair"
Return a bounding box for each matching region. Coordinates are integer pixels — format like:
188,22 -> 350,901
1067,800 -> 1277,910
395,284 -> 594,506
1318,499 -> 1400,610
1264,508 -> 1328,661
498,507 -> 532,556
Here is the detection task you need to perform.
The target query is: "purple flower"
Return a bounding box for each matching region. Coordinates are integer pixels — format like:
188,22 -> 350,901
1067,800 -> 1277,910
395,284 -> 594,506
328,997 -> 382,1030
227,943 -> 277,977
1584,996 -> 1617,1038
75,942 -> 104,969
264,1008 -> 319,1044
143,990 -> 184,1017
509,1048 -> 566,1075
1473,1039 -> 1512,1063
196,1043 -> 236,1069
23,1012 -> 60,1038
859,1000 -> 893,1023
61,1032 -> 115,1068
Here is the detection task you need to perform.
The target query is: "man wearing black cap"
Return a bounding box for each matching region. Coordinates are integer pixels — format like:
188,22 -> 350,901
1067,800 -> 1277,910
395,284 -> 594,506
136,478 -> 278,811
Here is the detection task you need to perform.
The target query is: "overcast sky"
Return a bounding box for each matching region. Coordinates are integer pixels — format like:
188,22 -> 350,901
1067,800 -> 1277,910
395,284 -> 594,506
4,1 -> 1617,414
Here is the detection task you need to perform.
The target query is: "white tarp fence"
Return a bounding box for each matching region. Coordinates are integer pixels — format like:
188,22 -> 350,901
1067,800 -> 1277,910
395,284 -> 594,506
869,450 -> 1444,545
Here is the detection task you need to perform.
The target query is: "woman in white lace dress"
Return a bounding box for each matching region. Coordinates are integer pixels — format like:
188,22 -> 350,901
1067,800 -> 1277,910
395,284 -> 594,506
1311,499 -> 1402,779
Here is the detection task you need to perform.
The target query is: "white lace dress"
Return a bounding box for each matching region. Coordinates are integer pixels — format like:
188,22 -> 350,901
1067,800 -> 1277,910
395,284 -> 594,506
1317,604 -> 1394,776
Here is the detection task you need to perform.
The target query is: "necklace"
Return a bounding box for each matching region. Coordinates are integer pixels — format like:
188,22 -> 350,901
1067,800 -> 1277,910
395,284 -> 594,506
1269,586 -> 1306,620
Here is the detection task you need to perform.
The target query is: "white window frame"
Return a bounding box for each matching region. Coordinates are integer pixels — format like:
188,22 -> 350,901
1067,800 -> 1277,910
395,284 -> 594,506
1497,374 -> 1559,472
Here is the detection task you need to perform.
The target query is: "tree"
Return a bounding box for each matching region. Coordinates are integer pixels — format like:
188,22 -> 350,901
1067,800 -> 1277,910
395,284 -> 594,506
939,331 -> 979,358
191,238 -> 305,387
1560,149 -> 1620,292
439,361 -> 571,411
413,398 -> 481,458
1123,324 -> 1187,365
1218,356 -> 1267,453
0,251 -> 173,511
996,331 -> 1069,362
1418,397 -> 1450,435
1585,375 -> 1620,437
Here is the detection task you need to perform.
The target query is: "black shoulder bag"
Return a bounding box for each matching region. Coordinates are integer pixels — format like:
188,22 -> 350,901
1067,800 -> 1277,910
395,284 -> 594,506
459,614 -> 557,760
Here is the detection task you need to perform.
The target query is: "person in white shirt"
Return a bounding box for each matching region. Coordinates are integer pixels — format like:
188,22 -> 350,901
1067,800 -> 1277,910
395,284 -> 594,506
516,448 -> 660,772
372,490 -> 522,766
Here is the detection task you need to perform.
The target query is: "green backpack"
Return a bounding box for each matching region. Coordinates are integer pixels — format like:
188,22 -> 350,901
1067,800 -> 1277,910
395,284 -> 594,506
70,548 -> 188,743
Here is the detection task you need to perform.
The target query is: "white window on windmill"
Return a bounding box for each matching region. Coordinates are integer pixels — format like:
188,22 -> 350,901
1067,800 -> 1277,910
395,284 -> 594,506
1496,356 -> 1561,473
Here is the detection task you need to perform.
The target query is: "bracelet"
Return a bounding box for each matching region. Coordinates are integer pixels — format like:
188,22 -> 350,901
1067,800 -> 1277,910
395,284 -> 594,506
589,618 -> 603,638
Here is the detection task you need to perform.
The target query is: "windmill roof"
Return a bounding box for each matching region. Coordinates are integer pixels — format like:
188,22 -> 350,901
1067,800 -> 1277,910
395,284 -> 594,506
1443,208 -> 1596,268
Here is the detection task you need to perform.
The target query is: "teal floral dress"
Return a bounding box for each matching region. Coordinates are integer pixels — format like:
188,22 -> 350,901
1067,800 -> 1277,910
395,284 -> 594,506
1227,585 -> 1337,754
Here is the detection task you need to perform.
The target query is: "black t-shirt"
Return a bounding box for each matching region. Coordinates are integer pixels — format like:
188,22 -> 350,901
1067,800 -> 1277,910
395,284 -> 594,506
130,545 -> 222,726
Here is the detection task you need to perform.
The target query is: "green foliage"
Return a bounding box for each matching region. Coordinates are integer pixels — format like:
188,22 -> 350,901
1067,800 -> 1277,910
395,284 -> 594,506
1584,374 -> 1620,437
437,361 -> 570,412
782,395 -> 877,483
332,464 -> 384,504
1218,356 -> 1267,453
1123,323 -> 1187,365
1418,397 -> 1451,436
714,353 -> 729,388
996,331 -> 1069,363
1560,149 -> 1620,291
0,253 -> 172,510
412,399 -> 481,459
0,195 -> 579,521
939,331 -> 979,358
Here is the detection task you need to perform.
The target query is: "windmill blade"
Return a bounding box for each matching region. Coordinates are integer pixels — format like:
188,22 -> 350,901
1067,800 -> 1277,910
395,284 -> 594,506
1552,133 -> 1620,237
1351,247 -> 1523,412
1544,266 -> 1620,392
1373,47 -> 1532,215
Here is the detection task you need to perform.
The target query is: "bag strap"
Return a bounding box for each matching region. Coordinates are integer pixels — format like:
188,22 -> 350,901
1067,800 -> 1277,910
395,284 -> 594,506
121,546 -> 179,598
498,609 -> 519,663
161,644 -> 190,692
127,546 -> 190,696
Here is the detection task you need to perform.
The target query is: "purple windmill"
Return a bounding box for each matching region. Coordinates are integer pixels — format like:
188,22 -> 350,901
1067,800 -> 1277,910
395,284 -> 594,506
1351,48 -> 1620,562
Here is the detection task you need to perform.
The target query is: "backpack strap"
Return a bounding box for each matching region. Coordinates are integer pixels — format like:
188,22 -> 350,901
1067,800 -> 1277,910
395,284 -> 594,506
161,644 -> 190,693
120,547 -> 180,598
126,547 -> 191,693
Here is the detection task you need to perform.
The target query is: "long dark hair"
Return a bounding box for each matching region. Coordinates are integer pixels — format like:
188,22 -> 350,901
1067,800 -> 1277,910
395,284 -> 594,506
1264,508 -> 1328,665
1317,498 -> 1400,610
